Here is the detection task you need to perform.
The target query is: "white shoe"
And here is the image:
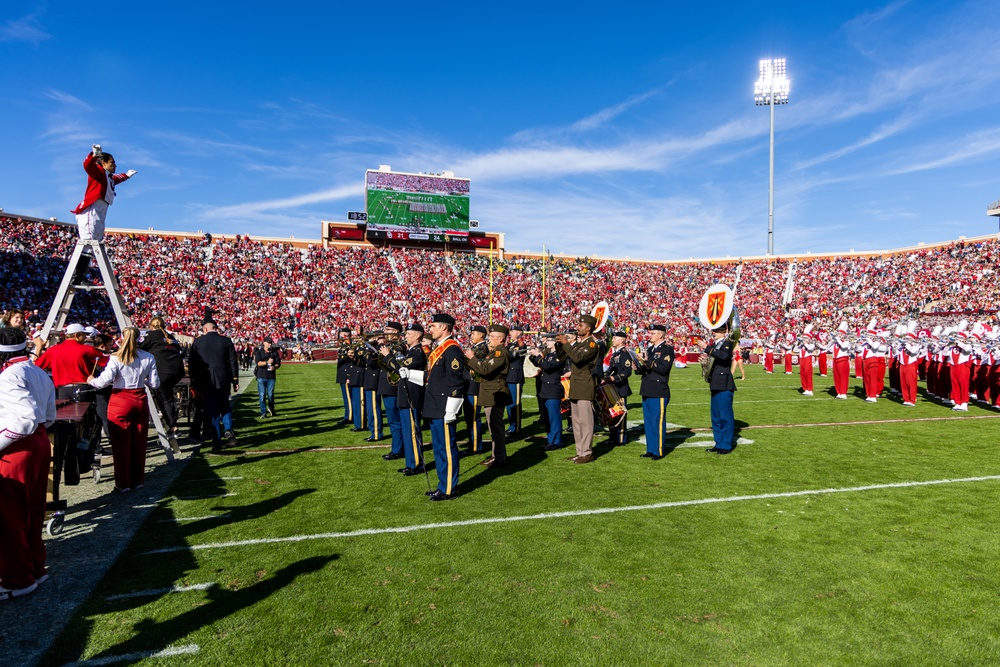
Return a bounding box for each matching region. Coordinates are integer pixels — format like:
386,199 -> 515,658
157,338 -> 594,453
785,372 -> 792,375
835,394 -> 847,399
0,582 -> 38,600
952,404 -> 968,411
802,390 -> 813,396
903,402 -> 914,407
865,397 -> 877,403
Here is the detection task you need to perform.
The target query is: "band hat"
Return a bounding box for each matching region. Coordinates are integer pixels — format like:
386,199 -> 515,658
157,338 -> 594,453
66,323 -> 87,336
431,313 -> 456,326
579,314 -> 598,327
470,325 -> 488,335
612,330 -> 627,338
648,324 -> 667,332
407,322 -> 424,333
489,324 -> 510,335
510,323 -> 525,332
385,321 -> 403,332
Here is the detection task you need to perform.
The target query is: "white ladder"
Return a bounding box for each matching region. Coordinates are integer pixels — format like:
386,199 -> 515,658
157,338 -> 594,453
41,240 -> 176,462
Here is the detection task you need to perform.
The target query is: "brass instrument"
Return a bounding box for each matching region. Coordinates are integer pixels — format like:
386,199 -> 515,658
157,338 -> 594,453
371,339 -> 405,385
471,341 -> 490,360
697,284 -> 740,383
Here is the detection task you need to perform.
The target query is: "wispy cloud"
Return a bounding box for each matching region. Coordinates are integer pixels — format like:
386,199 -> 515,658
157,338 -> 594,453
794,114 -> 915,170
0,12 -> 51,44
196,183 -> 361,220
567,89 -> 660,133
888,127 -> 1000,174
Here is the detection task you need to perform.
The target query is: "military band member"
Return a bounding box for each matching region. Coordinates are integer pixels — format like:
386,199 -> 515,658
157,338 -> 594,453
505,324 -> 527,437
862,328 -> 888,403
636,324 -> 674,460
899,332 -> 921,406
781,331 -> 794,374
797,330 -> 816,396
463,325 -> 488,455
464,324 -> 512,468
528,334 -> 565,451
390,323 -> 427,473
423,314 -> 465,500
948,332 -> 973,411
362,340 -> 383,441
556,314 -> 600,464
700,321 -> 737,454
602,330 -> 633,446
378,322 -> 405,457
336,327 -> 353,424
832,322 -> 852,399
346,339 -> 366,431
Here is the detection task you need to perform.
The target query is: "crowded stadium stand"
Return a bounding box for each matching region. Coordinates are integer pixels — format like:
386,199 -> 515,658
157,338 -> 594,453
2,213 -> 998,347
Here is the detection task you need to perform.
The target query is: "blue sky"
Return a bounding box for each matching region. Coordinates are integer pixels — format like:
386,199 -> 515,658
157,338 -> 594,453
3,1 -> 999,260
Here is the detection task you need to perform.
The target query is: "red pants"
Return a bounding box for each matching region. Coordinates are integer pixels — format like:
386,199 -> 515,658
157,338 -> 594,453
764,351 -> 774,373
799,356 -> 813,391
0,426 -> 50,589
784,354 -> 792,373
863,357 -> 885,398
833,357 -> 850,395
900,363 -> 918,404
950,362 -> 970,406
108,389 -> 150,490
818,353 -> 828,376
854,356 -> 863,379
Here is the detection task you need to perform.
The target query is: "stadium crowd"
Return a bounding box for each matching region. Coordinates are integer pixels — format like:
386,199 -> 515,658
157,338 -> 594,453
1,215 -> 998,346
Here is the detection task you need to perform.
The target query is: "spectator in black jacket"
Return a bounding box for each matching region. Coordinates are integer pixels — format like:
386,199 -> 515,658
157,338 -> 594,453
139,316 -> 186,448
189,318 -> 239,453
253,337 -> 282,419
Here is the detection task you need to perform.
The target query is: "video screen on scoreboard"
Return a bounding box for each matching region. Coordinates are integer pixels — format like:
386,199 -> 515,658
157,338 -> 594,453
365,169 -> 470,241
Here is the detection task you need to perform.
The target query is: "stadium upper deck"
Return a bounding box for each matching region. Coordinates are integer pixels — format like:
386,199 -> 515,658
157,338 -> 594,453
2,212 -> 997,343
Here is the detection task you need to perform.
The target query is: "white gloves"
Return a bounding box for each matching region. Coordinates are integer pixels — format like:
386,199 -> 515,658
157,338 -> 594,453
126,169 -> 137,177
92,144 -> 102,156
444,397 -> 463,424
398,367 -> 409,379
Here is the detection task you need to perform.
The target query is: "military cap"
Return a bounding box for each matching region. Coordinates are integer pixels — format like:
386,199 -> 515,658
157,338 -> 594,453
648,324 -> 667,332
489,324 -> 510,335
510,322 -> 525,332
471,325 -> 488,335
385,321 -> 403,332
431,313 -> 456,326
580,314 -> 598,327
612,330 -> 627,338
407,322 -> 424,333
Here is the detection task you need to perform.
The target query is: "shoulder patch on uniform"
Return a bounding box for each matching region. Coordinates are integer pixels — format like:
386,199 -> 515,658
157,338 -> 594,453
451,358 -> 461,371
589,341 -> 595,348
625,360 -> 631,367
422,345 -> 430,353
495,350 -> 502,357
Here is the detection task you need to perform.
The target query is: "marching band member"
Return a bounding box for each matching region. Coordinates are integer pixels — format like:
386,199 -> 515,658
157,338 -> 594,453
832,322 -> 852,399
389,323 -> 427,474
673,338 -> 688,369
528,334 -> 565,451
925,328 -> 941,399
987,328 -> 1000,410
462,325 -> 488,455
948,331 -> 972,411
423,314 -> 465,500
797,325 -> 815,396
936,329 -> 953,404
362,339 -> 383,442
636,324 -> 674,460
464,325 -> 512,468
0,327 -> 56,600
782,330 -> 794,374
699,321 -> 737,454
862,326 -> 887,403
336,328 -> 353,424
764,331 -> 776,374
555,315 -> 600,465
603,330 -> 633,447
898,332 -> 921,406
377,322 -> 405,458
816,331 -> 830,377
347,336 -> 366,432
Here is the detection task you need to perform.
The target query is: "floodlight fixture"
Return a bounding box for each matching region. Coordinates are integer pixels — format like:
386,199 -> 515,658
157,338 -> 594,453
755,58 -> 790,256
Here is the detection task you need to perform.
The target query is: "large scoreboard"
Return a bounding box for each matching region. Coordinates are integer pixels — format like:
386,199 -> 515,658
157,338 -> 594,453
364,168 -> 472,243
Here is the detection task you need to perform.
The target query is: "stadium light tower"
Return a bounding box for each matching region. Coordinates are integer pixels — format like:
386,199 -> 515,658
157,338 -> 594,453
755,58 -> 790,256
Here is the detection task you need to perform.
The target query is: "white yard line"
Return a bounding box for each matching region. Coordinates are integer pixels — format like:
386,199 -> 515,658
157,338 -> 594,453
63,644 -> 200,666
105,583 -> 216,601
140,475 -> 1000,555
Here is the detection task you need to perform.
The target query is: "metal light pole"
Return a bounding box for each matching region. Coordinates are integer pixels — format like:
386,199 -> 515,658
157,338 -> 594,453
755,58 -> 790,256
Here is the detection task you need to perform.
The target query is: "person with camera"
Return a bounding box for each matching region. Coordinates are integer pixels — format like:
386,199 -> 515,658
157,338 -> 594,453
254,337 -> 282,419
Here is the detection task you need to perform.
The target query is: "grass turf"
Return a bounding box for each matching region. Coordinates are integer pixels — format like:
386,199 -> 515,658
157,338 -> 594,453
41,363 -> 1000,665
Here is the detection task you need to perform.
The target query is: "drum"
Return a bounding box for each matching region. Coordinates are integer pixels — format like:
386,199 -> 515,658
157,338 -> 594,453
594,381 -> 626,427
559,378 -> 571,415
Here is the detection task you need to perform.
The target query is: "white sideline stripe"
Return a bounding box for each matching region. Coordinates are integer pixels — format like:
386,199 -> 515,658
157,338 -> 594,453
158,513 -> 231,523
63,644 -> 200,665
105,583 -> 216,600
140,475 -> 1000,555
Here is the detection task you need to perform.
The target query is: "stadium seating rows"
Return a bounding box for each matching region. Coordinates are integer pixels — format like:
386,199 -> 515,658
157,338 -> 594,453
2,215 -> 997,343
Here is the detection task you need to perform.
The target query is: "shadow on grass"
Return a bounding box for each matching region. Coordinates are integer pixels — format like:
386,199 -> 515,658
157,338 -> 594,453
47,555 -> 338,666
456,436 -> 548,495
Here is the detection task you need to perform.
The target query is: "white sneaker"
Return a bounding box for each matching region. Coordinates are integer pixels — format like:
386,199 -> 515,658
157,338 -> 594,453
835,394 -> 847,400
903,402 -> 914,407
865,397 -> 877,403
0,582 -> 38,600
802,390 -> 813,396
952,404 -> 968,411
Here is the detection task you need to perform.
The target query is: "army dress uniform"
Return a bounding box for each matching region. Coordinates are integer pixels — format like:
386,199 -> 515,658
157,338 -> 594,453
390,326 -> 427,472
378,323 -> 405,457
465,326 -> 512,466
556,316 -> 600,462
505,329 -> 527,436
336,329 -> 353,424
422,314 -> 466,499
602,336 -> 633,447
530,343 -> 566,450
463,326 -> 488,454
346,347 -> 366,431
637,329 -> 674,459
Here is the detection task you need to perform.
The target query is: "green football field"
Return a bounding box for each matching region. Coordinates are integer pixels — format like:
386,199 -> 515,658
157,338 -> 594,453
42,363 -> 1000,665
365,189 -> 469,233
